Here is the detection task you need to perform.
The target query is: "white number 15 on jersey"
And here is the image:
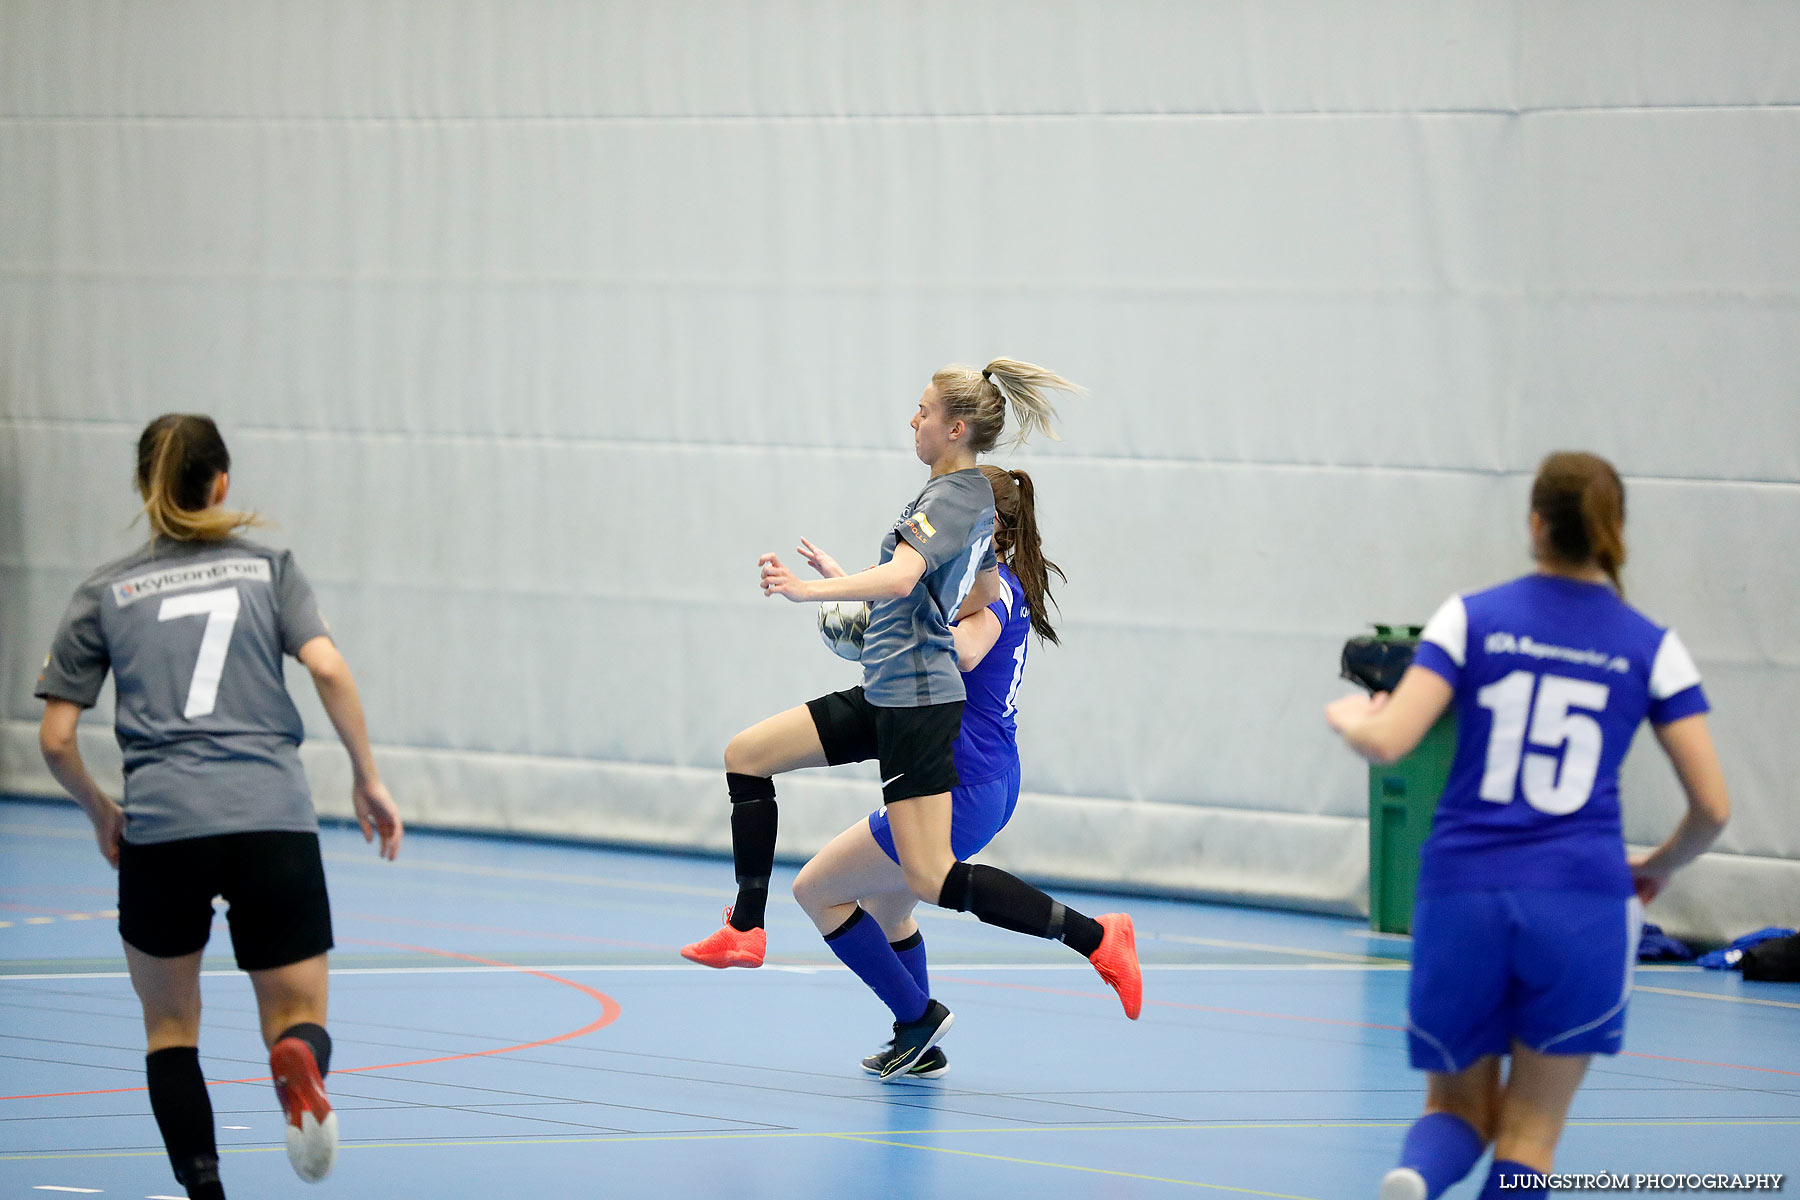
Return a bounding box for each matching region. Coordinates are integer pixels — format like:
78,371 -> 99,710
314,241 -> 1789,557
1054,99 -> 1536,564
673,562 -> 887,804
1475,669 -> 1610,815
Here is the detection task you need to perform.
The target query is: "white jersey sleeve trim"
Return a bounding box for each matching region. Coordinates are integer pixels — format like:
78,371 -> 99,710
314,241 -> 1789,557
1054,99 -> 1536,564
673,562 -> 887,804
1419,594 -> 1468,668
1649,629 -> 1702,701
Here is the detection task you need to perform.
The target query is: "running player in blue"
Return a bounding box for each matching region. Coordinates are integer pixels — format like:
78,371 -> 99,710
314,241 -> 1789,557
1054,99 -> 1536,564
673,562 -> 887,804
34,415 -> 403,1199
681,361 -> 1142,1078
1326,451 -> 1730,1200
791,464 -> 1057,1079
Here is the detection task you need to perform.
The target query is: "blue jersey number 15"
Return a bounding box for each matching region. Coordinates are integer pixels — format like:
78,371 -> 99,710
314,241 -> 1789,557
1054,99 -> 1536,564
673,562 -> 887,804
1475,669 -> 1611,815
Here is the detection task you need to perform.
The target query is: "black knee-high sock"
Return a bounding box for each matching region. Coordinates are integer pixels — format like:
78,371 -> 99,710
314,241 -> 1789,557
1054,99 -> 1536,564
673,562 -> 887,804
275,1022 -> 332,1077
937,862 -> 1104,957
727,772 -> 777,931
146,1046 -> 223,1196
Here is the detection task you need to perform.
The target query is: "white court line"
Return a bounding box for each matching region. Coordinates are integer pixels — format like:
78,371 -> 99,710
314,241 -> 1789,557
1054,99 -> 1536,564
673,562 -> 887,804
33,1188 -> 102,1194
1156,932 -> 1388,965
1635,983 -> 1800,1011
0,962 -> 1410,982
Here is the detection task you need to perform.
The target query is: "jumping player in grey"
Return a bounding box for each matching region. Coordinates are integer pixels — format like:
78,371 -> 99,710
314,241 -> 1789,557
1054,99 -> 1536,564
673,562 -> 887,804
34,414 -> 402,1198
681,360 -> 1143,1079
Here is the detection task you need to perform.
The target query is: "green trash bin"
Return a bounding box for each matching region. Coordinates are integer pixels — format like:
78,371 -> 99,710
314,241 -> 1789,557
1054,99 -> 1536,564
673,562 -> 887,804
1347,624 -> 1457,936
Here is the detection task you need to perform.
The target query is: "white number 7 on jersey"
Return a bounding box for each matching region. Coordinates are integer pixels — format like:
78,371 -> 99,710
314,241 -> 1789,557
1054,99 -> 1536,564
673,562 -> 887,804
1476,669 -> 1610,815
158,587 -> 241,719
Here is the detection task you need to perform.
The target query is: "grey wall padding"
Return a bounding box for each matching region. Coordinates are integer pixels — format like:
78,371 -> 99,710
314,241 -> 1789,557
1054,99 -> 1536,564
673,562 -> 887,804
4,2 -> 1797,941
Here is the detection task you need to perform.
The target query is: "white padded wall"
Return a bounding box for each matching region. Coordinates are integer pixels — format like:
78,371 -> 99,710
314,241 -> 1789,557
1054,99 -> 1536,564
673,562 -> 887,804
4,1 -> 1796,941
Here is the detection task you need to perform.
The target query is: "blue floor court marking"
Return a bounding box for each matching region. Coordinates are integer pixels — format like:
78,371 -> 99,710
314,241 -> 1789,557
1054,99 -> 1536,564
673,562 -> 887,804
3,800 -> 1796,1198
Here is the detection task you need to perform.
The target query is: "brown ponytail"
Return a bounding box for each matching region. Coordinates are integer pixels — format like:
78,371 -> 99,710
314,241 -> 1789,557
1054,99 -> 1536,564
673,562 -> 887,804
980,464 -> 1063,645
1530,450 -> 1627,594
134,414 -> 262,543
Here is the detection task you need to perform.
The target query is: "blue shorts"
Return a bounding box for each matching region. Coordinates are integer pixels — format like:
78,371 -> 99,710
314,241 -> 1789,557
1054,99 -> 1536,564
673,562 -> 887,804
869,762 -> 1021,864
1407,888 -> 1644,1073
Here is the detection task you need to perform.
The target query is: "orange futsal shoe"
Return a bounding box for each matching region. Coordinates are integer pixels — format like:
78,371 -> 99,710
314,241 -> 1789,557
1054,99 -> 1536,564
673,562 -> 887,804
1090,912 -> 1143,1019
680,907 -> 767,968
270,1035 -> 337,1182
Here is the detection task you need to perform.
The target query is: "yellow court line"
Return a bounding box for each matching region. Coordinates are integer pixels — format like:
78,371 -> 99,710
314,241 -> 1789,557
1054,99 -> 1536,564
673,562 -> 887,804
829,1133 -> 1320,1198
5,1117 -> 1798,1164
1637,984 -> 1800,1011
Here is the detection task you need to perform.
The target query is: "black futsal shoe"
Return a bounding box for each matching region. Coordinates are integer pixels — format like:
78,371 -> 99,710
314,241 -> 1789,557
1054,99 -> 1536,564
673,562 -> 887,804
860,1041 -> 949,1079
879,999 -> 954,1081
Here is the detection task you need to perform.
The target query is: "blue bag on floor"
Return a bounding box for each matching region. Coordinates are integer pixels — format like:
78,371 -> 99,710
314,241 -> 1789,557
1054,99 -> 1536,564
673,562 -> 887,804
1636,922 -> 1694,962
1696,927 -> 1797,970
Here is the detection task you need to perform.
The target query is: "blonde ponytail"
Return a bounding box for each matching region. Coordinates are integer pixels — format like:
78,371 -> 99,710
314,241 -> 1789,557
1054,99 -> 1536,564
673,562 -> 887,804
135,414 -> 263,543
932,358 -> 1083,454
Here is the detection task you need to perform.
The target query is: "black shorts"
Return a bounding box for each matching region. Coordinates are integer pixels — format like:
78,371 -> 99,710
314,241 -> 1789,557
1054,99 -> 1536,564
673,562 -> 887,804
118,831 -> 334,972
805,686 -> 963,804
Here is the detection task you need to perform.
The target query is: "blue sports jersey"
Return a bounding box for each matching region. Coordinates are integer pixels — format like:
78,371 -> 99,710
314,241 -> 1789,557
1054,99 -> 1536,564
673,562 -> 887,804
1411,574 -> 1709,897
954,564 -> 1029,786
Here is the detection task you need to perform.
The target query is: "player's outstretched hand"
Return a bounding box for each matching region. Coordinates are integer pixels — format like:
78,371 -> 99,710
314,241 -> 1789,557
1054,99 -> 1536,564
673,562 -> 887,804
797,538 -> 846,579
354,778 -> 404,861
90,798 -> 125,869
759,553 -> 811,602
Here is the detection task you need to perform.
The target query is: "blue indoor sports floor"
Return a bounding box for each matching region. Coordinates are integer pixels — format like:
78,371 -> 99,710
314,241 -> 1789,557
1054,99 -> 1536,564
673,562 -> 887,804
2,799 -> 1795,1198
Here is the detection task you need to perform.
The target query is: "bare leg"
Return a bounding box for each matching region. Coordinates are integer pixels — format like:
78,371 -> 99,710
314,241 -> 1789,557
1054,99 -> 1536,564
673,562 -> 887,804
125,943 -> 204,1051
1422,1055 -> 1503,1142
863,890 -> 921,943
1382,1058 -> 1499,1198
792,819 -> 910,934
1493,1043 -> 1590,1173
251,953 -> 338,1183
883,791 -> 957,904
125,943 -> 221,1196
723,705 -> 828,776
248,953 -> 329,1049
795,808 -> 946,1065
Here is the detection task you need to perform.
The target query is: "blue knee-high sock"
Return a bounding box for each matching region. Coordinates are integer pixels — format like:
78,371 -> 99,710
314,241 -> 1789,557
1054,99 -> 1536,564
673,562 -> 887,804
890,930 -> 929,999
1478,1160 -> 1545,1199
824,909 -> 929,1023
1396,1112 -> 1485,1199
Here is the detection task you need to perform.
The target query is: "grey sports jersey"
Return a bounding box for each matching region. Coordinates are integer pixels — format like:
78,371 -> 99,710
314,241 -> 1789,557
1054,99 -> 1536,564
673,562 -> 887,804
34,537 -> 331,845
861,468 -> 997,707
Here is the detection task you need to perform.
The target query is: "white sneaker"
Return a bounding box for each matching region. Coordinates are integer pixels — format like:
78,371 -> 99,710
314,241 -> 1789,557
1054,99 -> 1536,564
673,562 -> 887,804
1378,1167 -> 1428,1200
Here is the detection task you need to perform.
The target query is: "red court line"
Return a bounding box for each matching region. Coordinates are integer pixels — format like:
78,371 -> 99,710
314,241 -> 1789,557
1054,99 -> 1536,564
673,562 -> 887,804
934,974 -> 1800,1078
1619,1050 -> 1800,1079
1,940 -> 621,1102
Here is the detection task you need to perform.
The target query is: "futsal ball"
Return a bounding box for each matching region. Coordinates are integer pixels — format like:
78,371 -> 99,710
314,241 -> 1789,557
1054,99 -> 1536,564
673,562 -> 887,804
818,600 -> 870,661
